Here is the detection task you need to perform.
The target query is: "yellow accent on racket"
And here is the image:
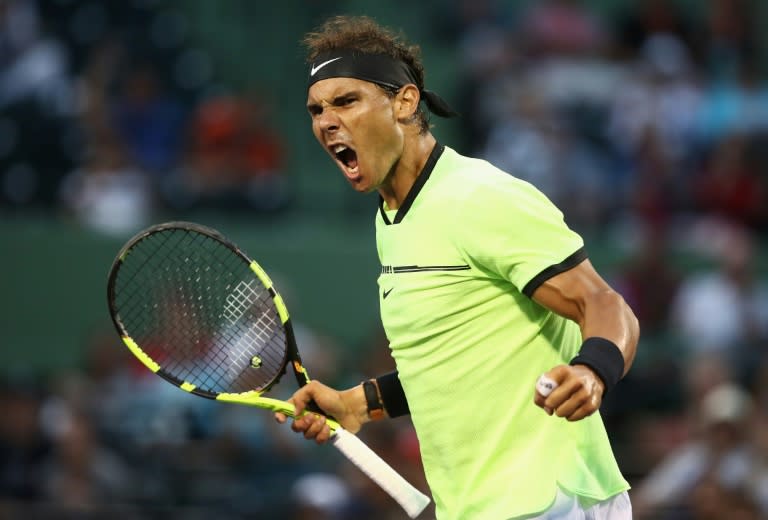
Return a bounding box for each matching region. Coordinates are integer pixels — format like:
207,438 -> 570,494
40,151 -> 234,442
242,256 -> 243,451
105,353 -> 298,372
122,336 -> 160,373
249,260 -> 289,323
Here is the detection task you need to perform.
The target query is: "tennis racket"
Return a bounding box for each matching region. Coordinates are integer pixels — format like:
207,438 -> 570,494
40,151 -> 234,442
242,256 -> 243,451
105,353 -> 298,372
106,221 -> 430,518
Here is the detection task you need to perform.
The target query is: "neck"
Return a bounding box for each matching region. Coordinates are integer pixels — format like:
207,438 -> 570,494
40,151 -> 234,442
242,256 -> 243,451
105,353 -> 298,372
378,133 -> 436,210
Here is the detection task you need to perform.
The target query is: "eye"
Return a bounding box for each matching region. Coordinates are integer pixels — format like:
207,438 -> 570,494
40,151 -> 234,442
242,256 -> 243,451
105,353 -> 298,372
334,95 -> 356,107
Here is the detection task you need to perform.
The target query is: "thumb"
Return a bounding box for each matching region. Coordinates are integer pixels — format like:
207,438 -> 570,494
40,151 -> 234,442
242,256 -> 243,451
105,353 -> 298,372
542,365 -> 570,387
292,381 -> 324,417
534,365 -> 569,414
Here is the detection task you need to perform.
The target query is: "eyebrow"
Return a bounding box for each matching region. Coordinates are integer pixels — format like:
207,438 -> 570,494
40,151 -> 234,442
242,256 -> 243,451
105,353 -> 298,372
306,90 -> 361,113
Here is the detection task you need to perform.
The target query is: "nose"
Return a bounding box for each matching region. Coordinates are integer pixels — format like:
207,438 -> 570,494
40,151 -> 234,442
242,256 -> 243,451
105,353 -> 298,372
315,107 -> 340,134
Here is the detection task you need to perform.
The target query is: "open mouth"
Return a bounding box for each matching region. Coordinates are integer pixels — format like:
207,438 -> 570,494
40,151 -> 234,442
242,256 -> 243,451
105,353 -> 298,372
332,144 -> 359,174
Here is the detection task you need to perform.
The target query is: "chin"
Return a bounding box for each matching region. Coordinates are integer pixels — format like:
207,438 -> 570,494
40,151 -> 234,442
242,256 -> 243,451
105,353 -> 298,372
344,174 -> 370,192
348,181 -> 372,194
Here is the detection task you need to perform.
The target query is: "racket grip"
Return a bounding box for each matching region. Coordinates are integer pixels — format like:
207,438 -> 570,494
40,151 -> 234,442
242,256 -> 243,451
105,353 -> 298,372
331,428 -> 430,518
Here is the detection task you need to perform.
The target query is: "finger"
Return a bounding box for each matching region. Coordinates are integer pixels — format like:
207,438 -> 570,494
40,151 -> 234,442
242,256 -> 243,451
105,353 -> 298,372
565,402 -> 599,421
543,383 -> 574,412
274,412 -> 287,424
313,421 -> 333,444
554,397 -> 584,419
565,390 -> 602,421
554,383 -> 604,419
291,412 -> 314,433
303,413 -> 327,440
550,383 -> 590,418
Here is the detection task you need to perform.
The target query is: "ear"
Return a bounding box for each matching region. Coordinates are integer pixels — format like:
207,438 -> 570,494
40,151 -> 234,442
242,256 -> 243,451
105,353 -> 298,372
395,84 -> 420,120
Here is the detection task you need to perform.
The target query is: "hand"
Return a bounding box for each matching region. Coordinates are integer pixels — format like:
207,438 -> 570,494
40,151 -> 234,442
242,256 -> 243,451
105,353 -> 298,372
533,364 -> 605,421
274,380 -> 367,444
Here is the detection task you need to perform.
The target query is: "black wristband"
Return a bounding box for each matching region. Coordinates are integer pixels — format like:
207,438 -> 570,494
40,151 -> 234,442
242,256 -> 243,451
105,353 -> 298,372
362,380 -> 384,420
376,371 -> 410,418
569,337 -> 625,394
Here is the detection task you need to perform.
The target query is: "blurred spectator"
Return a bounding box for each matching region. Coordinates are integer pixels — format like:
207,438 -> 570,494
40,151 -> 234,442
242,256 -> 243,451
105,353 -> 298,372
691,134 -> 767,229
703,0 -> 758,76
481,82 -> 615,230
613,0 -> 699,62
40,408 -> 135,511
621,126 -> 693,231
632,382 -> 765,519
671,221 -> 768,374
607,33 -> 702,165
58,128 -> 153,236
168,92 -> 291,212
481,84 -> 563,201
519,0 -> 606,58
0,0 -> 77,208
0,377 -> 50,502
694,58 -> 768,146
289,472 -> 351,519
442,0 -> 519,154
517,0 -> 621,117
612,227 -> 681,336
0,0 -> 73,114
111,60 -> 187,178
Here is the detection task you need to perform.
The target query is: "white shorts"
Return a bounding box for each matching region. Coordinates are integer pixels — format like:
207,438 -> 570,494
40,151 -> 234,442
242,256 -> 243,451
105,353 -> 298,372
523,488 -> 632,520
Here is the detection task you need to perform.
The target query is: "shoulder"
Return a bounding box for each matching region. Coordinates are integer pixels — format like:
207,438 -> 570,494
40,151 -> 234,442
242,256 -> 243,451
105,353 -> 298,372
436,146 -> 543,203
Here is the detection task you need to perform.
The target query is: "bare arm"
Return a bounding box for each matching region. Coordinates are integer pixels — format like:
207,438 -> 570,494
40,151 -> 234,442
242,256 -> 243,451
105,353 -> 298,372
531,258 -> 640,420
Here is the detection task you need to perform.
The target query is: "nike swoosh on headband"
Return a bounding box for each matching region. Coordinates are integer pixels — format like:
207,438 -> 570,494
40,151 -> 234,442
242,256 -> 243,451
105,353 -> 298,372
310,57 -> 343,76
306,50 -> 459,118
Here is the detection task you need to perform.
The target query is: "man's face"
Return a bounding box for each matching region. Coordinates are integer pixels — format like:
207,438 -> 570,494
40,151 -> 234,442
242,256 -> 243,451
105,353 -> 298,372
307,77 -> 404,193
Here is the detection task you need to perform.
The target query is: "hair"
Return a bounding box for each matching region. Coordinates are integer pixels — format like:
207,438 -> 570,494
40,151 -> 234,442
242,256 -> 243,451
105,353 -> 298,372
302,15 -> 430,133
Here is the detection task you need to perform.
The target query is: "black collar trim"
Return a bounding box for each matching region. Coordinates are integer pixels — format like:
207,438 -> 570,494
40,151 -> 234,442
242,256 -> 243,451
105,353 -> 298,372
378,143 -> 445,225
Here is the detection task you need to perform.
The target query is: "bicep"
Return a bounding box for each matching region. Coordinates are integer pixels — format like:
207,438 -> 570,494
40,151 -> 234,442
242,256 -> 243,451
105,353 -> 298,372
529,258 -> 612,326
530,258 -> 640,371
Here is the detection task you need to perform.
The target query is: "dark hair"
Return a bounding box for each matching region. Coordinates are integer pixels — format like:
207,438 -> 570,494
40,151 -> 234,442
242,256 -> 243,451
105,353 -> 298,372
303,16 -> 430,133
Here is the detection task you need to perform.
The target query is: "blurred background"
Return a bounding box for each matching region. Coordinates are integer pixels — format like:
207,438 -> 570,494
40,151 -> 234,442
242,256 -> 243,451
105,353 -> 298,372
1,0 -> 768,518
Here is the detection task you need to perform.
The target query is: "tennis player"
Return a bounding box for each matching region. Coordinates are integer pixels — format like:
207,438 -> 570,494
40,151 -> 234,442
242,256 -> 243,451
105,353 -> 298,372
275,15 -> 639,520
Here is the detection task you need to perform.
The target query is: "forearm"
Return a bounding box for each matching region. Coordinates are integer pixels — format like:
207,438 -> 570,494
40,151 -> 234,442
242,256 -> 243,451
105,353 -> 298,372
531,259 -> 641,393
579,288 -> 640,376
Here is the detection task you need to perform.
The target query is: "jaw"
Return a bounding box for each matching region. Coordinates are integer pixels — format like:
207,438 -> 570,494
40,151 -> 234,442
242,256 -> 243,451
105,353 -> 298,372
338,162 -> 374,193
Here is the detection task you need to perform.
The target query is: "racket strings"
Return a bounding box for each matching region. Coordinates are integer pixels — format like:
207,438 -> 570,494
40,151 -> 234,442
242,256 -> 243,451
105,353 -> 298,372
116,229 -> 194,358
220,279 -> 287,392
114,228 -> 288,394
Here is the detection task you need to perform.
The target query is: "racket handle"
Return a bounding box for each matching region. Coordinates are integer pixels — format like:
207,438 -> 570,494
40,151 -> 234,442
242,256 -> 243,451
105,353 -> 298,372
331,428 -> 431,518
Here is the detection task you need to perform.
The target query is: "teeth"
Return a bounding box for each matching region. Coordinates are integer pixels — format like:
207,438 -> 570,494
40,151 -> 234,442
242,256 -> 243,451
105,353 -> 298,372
332,144 -> 347,153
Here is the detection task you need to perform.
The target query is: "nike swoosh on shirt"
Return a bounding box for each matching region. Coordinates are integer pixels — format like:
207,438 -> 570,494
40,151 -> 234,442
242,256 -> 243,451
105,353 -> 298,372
382,288 -> 394,299
310,57 -> 342,76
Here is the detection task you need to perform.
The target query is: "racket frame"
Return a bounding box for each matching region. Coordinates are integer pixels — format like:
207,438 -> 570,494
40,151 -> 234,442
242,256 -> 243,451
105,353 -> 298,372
107,221 -> 309,399
106,221 -> 430,518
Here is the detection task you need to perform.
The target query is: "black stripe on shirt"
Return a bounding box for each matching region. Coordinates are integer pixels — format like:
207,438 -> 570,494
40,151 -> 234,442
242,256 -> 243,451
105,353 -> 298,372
522,247 -> 588,298
381,264 -> 470,274
378,143 -> 445,225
